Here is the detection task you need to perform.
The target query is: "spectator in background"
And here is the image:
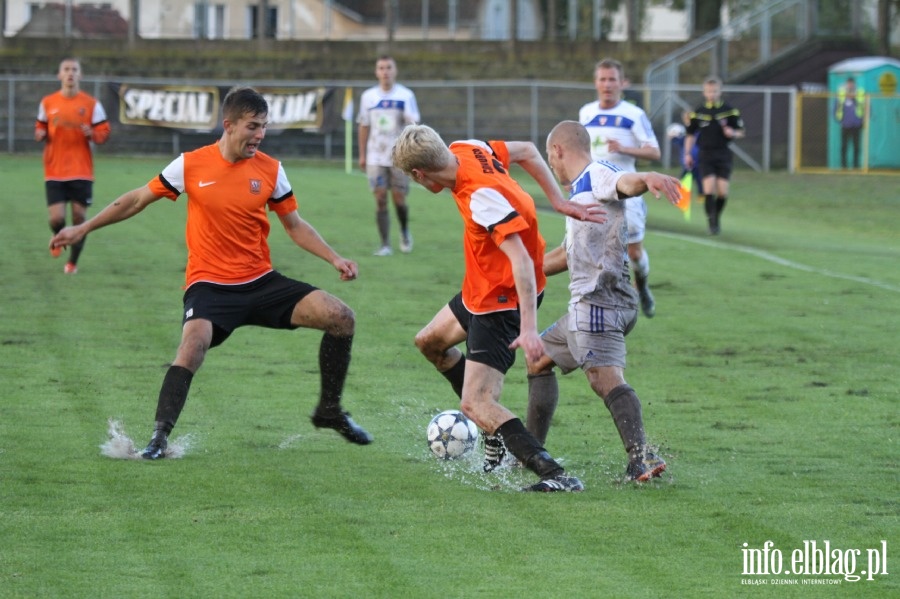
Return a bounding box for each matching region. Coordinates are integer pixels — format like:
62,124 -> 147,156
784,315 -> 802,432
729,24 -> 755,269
835,76 -> 865,169
357,56 -> 421,256
684,76 -> 745,235
35,57 -> 111,274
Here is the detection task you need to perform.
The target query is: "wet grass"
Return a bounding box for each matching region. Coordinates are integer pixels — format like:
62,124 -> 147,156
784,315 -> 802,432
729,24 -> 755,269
0,156 -> 897,597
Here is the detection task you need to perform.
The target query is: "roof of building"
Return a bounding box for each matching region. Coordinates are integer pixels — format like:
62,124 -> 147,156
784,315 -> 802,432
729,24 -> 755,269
17,3 -> 128,38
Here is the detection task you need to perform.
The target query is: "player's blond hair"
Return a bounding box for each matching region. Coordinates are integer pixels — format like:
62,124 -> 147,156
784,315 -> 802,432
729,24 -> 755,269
391,124 -> 453,174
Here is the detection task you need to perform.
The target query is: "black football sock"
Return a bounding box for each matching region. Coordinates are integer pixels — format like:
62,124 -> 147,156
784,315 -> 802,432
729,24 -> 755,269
395,203 -> 409,235
716,196 -> 727,217
439,355 -> 466,399
496,418 -> 563,479
526,371 -> 558,445
603,384 -> 646,460
69,236 -> 86,265
704,194 -> 715,219
316,333 -> 353,417
376,210 -> 390,247
154,365 -> 194,435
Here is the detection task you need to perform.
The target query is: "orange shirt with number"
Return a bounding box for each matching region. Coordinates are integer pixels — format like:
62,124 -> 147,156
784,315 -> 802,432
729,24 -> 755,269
448,139 -> 546,314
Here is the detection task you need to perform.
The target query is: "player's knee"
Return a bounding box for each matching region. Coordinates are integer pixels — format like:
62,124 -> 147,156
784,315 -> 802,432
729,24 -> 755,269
414,328 -> 436,357
373,192 -> 389,209
628,245 -> 643,264
414,329 -> 452,368
458,399 -> 481,427
329,303 -> 356,337
176,341 -> 209,372
526,356 -> 554,377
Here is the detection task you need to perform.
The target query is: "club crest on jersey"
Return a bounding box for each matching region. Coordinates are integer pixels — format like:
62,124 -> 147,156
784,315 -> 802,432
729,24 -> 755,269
249,179 -> 262,194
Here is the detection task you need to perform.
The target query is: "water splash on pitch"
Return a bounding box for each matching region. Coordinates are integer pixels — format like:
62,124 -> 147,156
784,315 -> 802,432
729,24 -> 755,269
100,418 -> 195,460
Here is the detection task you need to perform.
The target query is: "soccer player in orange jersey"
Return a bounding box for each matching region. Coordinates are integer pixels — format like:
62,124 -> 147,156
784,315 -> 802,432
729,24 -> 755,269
50,87 -> 372,459
35,57 -> 111,274
392,124 -> 604,492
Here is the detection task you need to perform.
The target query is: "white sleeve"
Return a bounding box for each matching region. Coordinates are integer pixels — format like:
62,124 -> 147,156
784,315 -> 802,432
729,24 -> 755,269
634,112 -> 660,148
273,162 -> 292,200
590,165 -> 625,201
405,89 -> 421,124
469,187 -> 517,230
356,89 -> 371,126
159,155 -> 186,194
92,101 -> 108,124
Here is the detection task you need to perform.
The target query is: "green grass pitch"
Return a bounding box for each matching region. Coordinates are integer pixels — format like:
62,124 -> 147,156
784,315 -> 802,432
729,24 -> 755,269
0,153 -> 897,598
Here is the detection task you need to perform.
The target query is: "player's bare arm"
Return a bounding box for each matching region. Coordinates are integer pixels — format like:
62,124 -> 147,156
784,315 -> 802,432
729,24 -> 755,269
357,124 -> 369,168
683,135 -> 697,168
498,234 -> 544,364
278,211 -> 358,281
724,126 -> 745,140
542,245 -> 568,277
606,140 -> 661,161
49,184 -> 162,250
616,172 -> 681,206
505,140 -> 606,224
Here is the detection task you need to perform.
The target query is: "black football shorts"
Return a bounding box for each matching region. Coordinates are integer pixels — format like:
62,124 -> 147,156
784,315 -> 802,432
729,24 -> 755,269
182,271 -> 318,348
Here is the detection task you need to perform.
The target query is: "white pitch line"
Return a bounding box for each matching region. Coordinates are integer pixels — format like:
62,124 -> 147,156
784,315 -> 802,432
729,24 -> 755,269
655,230 -> 900,294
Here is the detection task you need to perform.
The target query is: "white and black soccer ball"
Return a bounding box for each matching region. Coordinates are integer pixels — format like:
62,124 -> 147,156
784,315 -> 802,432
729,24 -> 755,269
426,409 -> 478,460
666,122 -> 686,139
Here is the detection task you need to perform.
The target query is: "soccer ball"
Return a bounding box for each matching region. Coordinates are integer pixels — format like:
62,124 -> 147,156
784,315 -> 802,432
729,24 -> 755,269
666,122 -> 686,139
426,410 -> 479,460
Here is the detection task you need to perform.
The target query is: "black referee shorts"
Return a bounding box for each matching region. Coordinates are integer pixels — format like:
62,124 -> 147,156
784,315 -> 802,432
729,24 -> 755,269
697,150 -> 733,180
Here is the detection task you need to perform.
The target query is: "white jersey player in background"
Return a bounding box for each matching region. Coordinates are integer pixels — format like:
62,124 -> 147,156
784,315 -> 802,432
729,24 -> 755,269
357,55 -> 421,256
578,58 -> 661,318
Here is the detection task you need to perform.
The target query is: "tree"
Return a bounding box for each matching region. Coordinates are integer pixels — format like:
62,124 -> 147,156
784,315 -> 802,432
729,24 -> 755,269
877,0 -> 900,56
694,0 -> 724,33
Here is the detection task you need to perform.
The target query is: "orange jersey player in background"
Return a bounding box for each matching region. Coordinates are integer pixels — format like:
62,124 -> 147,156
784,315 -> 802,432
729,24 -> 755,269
35,57 -> 111,274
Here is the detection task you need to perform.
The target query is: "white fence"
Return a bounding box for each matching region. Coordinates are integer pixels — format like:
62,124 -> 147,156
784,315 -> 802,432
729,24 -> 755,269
2,75 -> 796,172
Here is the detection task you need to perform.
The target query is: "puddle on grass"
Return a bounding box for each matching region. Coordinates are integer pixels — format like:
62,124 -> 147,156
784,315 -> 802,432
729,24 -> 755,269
269,395 -> 678,492
396,397 -> 679,492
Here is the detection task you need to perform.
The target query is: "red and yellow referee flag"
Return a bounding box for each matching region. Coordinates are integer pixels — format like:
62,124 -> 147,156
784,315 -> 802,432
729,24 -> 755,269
676,172 -> 692,221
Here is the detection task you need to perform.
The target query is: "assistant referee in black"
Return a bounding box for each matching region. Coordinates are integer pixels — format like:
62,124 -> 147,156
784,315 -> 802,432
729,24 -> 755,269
684,76 -> 745,235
